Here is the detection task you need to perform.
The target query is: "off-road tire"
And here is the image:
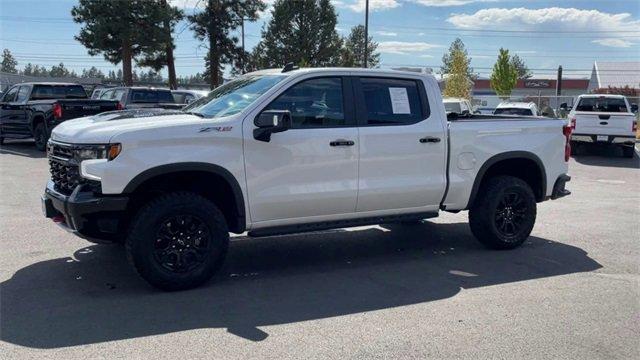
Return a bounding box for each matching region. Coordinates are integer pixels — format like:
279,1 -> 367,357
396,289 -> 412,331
469,176 -> 537,250
126,192 -> 229,291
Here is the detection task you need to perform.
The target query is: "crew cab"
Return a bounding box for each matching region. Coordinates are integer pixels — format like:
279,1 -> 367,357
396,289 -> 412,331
569,94 -> 637,158
0,83 -> 120,150
41,68 -> 572,290
99,87 -> 183,110
493,102 -> 539,117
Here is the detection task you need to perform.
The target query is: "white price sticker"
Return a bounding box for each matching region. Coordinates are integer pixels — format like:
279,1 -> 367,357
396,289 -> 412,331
388,87 -> 411,114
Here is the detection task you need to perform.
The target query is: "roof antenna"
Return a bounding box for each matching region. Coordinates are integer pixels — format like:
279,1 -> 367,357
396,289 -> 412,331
282,62 -> 299,73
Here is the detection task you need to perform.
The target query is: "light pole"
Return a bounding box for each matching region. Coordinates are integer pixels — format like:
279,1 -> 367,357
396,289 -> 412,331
363,0 -> 369,68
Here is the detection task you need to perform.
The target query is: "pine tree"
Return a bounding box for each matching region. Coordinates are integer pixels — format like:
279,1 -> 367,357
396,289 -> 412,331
72,0 -> 173,86
1,49 -> 18,73
441,38 -> 474,79
81,66 -> 105,79
490,48 -> 518,99
510,54 -> 532,79
252,0 -> 343,69
49,63 -> 72,77
340,25 -> 380,68
188,0 -> 266,89
443,49 -> 471,99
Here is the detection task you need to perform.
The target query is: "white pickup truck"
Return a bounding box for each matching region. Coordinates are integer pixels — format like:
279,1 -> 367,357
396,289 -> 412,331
569,94 -> 637,158
42,67 -> 572,290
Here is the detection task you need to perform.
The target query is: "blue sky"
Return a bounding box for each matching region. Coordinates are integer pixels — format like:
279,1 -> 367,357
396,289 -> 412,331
1,0 -> 638,79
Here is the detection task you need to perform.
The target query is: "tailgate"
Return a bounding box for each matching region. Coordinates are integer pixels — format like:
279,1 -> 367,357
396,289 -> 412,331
58,100 -> 119,120
573,112 -> 635,136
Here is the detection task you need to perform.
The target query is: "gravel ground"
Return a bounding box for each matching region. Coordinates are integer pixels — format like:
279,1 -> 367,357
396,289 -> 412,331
1,140 -> 638,359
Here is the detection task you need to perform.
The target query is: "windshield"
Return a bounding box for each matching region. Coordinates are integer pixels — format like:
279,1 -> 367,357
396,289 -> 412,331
31,85 -> 88,100
494,108 -> 533,116
576,97 -> 628,112
444,102 -> 462,113
183,75 -> 287,118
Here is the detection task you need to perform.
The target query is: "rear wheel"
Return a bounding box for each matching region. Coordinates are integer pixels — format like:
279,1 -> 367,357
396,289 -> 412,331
126,192 -> 229,291
34,123 -> 47,151
469,176 -> 536,250
622,145 -> 635,158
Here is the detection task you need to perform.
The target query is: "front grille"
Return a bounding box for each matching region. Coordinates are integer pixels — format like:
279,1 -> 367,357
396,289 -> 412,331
48,142 -> 101,195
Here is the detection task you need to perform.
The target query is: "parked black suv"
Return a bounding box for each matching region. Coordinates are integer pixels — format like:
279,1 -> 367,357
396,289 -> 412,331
0,82 -> 120,150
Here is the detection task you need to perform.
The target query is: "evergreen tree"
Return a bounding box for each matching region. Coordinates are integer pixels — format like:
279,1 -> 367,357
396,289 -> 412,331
490,48 -> 518,99
188,0 -> 266,89
81,66 -> 106,79
137,0 -> 182,89
49,63 -> 73,77
441,38 -> 474,79
252,0 -> 343,69
1,49 -> 18,73
510,54 -> 532,79
340,25 -> 380,68
72,0 -> 173,85
443,49 -> 471,99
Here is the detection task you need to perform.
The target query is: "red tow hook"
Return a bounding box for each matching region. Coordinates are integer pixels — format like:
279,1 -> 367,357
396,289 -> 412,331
52,215 -> 66,224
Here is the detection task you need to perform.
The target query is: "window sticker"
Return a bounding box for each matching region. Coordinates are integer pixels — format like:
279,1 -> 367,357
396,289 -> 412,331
388,87 -> 411,114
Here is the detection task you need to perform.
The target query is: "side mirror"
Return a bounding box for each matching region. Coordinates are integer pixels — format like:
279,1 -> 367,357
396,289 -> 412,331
631,104 -> 638,113
446,112 -> 458,121
560,103 -> 568,110
253,110 -> 292,142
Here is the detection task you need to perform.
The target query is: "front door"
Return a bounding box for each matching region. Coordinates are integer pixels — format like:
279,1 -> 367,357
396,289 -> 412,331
354,76 -> 447,212
244,76 -> 359,224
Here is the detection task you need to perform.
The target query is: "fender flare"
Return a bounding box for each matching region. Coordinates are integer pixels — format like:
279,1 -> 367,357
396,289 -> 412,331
123,162 -> 246,231
466,151 -> 547,209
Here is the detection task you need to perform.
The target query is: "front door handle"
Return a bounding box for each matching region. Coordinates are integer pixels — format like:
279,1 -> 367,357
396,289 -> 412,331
419,136 -> 441,143
330,139 -> 355,147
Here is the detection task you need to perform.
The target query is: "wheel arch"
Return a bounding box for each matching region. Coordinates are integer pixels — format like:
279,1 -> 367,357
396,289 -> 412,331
466,151 -> 547,209
123,163 -> 246,233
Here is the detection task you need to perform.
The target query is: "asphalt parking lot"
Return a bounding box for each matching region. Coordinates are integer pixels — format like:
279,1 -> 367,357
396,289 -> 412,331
1,140 -> 638,359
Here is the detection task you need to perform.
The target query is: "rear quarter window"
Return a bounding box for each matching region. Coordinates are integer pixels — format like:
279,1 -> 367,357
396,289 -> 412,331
358,77 -> 426,126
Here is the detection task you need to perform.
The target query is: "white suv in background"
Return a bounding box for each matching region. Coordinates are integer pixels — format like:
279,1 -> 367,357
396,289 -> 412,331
493,102 -> 539,117
443,97 -> 474,117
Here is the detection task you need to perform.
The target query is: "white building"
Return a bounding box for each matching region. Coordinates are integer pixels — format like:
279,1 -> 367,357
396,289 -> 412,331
587,61 -> 640,92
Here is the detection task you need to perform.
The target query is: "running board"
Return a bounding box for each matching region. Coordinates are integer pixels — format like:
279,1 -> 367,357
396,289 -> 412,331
248,211 -> 439,238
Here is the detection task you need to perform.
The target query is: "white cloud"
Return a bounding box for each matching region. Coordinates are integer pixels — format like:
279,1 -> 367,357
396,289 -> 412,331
379,41 -> 443,54
592,38 -> 635,48
411,0 -> 497,7
419,54 -> 434,58
338,0 -> 400,12
375,31 -> 398,37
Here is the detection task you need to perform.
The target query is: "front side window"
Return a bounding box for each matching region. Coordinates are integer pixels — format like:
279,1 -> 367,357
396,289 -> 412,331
265,77 -> 345,128
183,75 -> 287,119
16,86 -> 30,102
100,89 -> 114,100
360,78 -> 423,125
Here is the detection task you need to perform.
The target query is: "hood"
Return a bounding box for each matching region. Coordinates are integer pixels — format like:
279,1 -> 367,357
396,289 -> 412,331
50,109 -> 203,144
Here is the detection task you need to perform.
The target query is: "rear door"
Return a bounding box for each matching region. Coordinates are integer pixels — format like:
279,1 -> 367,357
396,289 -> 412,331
244,76 -> 359,223
354,76 -> 447,213
573,96 -> 635,136
0,86 -> 29,137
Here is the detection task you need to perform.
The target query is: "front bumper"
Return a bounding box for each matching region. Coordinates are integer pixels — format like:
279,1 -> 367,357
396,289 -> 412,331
42,180 -> 129,234
571,134 -> 636,145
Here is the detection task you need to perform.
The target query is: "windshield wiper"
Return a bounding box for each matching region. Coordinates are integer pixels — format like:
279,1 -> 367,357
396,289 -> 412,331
184,111 -> 206,118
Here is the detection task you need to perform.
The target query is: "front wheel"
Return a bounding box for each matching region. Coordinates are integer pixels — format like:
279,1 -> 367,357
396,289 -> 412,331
126,192 -> 229,291
469,176 -> 537,250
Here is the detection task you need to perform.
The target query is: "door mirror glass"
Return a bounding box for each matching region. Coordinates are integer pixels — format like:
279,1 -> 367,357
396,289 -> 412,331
631,104 -> 638,113
254,110 -> 292,142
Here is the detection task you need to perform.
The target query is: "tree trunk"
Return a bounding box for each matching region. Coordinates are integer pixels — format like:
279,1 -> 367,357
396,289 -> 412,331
166,42 -> 177,90
122,38 -> 133,86
207,0 -> 217,89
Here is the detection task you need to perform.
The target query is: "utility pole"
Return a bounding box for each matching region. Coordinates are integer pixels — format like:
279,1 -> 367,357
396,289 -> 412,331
363,0 -> 369,68
556,65 -> 563,110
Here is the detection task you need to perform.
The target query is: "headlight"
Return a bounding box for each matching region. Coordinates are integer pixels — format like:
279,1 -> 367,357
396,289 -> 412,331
75,144 -> 121,161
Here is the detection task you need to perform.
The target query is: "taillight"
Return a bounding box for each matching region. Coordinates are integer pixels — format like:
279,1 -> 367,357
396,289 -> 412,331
116,102 -> 124,110
570,117 -> 576,130
563,124 -> 572,162
52,103 -> 63,119
633,121 -> 637,133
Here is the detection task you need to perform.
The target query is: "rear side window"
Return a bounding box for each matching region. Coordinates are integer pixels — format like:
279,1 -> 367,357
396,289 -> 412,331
131,89 -> 175,103
359,78 -> 424,125
31,85 -> 87,99
576,97 -> 628,112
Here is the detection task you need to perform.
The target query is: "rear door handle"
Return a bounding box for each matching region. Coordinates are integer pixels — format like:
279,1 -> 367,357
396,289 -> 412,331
330,139 -> 355,147
419,136 -> 441,143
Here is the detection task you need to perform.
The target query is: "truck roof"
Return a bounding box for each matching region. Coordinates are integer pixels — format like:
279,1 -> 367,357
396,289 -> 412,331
496,102 -> 536,109
578,94 -> 626,99
19,82 -> 82,86
247,67 -> 437,79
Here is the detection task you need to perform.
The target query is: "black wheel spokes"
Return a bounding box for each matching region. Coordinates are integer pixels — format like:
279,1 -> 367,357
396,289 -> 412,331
495,191 -> 528,238
154,215 -> 210,273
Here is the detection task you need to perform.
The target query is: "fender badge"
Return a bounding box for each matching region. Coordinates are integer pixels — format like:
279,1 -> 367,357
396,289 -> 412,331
199,126 -> 233,133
